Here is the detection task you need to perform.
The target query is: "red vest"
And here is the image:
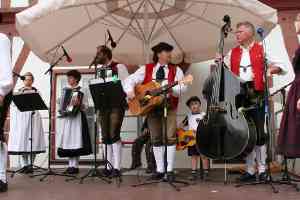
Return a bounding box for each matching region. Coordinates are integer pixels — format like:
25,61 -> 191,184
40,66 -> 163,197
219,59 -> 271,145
143,63 -> 179,110
110,61 -> 119,76
230,42 -> 264,91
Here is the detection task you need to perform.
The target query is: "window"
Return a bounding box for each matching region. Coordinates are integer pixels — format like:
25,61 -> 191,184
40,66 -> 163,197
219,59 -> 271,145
11,0 -> 29,7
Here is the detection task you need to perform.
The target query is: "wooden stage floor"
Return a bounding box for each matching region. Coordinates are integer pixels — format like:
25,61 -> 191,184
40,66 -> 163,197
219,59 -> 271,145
0,169 -> 299,200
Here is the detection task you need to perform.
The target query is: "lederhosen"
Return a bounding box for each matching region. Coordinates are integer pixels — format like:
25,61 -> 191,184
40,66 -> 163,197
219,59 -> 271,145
97,62 -> 127,144
0,91 -> 12,142
143,63 -> 179,146
231,43 -> 266,146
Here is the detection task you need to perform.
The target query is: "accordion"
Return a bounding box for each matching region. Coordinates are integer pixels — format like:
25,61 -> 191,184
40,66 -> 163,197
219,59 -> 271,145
59,87 -> 83,117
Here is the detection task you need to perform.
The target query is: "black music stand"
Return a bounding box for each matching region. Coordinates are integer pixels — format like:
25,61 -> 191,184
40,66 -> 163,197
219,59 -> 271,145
10,92 -> 48,177
79,79 -> 125,185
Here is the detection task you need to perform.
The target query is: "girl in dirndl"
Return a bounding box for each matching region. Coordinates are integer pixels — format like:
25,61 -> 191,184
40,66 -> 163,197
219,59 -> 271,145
57,70 -> 92,174
8,72 -> 46,173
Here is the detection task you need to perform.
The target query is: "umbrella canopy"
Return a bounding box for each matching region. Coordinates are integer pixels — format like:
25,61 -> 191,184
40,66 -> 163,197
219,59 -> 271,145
16,0 -> 277,66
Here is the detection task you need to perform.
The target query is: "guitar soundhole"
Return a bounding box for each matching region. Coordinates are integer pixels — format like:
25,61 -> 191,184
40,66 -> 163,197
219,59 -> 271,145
140,98 -> 149,106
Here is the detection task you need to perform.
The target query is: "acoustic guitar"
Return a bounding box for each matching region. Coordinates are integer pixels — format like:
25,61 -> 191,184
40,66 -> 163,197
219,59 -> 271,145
128,75 -> 193,116
176,128 -> 196,151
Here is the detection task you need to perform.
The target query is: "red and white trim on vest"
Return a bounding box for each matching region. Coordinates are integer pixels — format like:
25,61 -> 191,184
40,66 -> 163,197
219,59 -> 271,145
143,63 -> 179,110
109,61 -> 119,76
230,42 -> 264,91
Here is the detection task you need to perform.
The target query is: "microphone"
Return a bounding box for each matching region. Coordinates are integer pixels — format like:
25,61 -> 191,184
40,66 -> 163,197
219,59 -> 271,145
222,15 -> 232,34
223,15 -> 231,24
107,29 -> 117,48
13,72 -> 25,81
61,46 -> 72,63
257,27 -> 265,38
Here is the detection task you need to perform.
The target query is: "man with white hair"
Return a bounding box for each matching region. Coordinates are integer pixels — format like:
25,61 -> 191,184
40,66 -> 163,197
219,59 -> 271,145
0,33 -> 13,192
216,21 -> 286,182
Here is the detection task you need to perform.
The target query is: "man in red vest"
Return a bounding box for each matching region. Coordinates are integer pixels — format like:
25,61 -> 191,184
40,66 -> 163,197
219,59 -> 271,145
0,33 -> 13,193
218,21 -> 286,182
94,45 -> 129,177
124,42 -> 187,181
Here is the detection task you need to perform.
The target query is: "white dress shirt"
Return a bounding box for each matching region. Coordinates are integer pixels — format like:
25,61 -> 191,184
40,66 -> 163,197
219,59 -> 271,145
224,42 -> 287,82
0,33 -> 13,97
123,63 -> 187,97
187,112 -> 206,131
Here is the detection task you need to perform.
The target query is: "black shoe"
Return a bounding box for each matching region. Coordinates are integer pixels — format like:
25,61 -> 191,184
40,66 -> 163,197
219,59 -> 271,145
63,167 -> 72,174
259,172 -> 267,182
102,168 -> 113,177
189,170 -> 198,181
0,180 -> 8,193
68,167 -> 79,175
111,169 -> 121,177
24,166 -> 34,174
166,172 -> 175,182
237,172 -> 256,183
151,172 -> 164,180
203,169 -> 209,178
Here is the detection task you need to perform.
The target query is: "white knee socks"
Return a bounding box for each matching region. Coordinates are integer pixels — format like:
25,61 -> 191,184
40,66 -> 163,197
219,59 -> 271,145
112,141 -> 122,170
68,157 -> 79,168
0,143 -> 7,183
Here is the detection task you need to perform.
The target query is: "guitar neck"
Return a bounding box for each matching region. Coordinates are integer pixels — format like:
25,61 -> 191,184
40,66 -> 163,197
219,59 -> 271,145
162,81 -> 179,91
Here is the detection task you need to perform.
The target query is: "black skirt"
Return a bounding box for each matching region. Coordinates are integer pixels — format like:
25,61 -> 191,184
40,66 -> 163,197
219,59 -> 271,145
57,112 -> 92,157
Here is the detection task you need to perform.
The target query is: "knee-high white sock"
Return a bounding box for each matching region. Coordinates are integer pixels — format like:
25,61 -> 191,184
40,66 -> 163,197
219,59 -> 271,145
30,154 -> 36,165
73,157 -> 79,168
256,145 -> 267,174
112,141 -> 122,170
103,144 -> 113,170
153,146 -> 165,173
24,154 -> 36,166
0,143 -> 8,183
246,149 -> 256,175
167,145 -> 176,172
68,157 -> 74,168
22,154 -> 30,167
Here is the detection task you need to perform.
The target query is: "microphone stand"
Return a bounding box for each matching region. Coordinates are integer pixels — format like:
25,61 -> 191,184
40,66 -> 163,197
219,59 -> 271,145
31,53 -> 76,181
75,63 -> 112,185
236,33 -> 279,193
132,86 -> 189,191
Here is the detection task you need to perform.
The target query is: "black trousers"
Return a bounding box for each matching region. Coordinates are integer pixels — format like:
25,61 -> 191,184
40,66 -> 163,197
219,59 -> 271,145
98,108 -> 125,144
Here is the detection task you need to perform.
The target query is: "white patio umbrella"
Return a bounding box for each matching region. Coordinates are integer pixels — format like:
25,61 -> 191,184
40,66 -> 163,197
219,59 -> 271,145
16,0 -> 277,66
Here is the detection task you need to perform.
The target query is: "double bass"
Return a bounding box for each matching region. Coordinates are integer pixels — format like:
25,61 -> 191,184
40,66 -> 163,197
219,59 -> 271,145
196,17 -> 256,160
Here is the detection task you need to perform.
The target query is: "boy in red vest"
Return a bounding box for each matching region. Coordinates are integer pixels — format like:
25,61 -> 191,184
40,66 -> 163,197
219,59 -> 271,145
94,45 -> 129,177
124,42 -> 187,181
216,21 -> 286,182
